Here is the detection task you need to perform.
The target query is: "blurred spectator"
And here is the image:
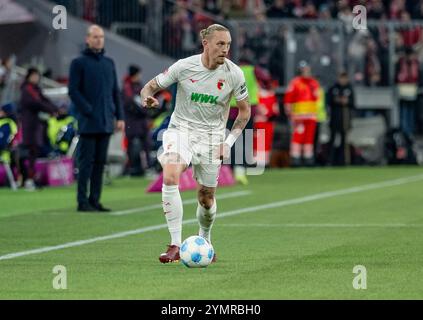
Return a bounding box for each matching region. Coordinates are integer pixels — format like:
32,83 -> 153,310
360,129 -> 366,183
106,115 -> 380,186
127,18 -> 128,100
245,0 -> 267,19
304,26 -> 326,67
221,0 -> 246,19
385,128 -> 417,164
268,26 -> 287,86
284,61 -> 321,166
302,1 -> 318,19
365,37 -> 382,86
245,25 -> 270,65
0,103 -> 18,161
181,20 -> 197,56
254,68 -> 278,165
326,71 -> 355,166
301,24 -> 338,86
331,0 -> 348,17
228,57 -> 260,185
148,88 -> 174,171
373,15 -> 390,86
314,84 -> 328,165
367,0 -> 386,19
203,0 -> 223,17
318,4 -> 332,20
336,0 -> 354,34
395,47 -> 420,137
192,0 -> 215,36
0,57 -> 14,99
399,11 -> 423,48
389,0 -> 406,20
0,103 -> 18,189
412,24 -> 423,66
347,30 -> 368,84
394,29 -> 406,61
163,7 -> 183,56
47,103 -> 77,156
266,0 -> 294,18
269,94 -> 291,168
0,59 -> 6,89
290,0 -> 306,17
19,68 -> 58,191
95,0 -> 146,27
412,0 -> 423,20
122,64 -> 152,176
164,5 -> 198,58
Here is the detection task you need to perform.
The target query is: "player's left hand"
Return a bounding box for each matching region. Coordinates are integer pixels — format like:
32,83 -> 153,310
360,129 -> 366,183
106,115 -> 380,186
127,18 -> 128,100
115,120 -> 125,132
215,143 -> 230,161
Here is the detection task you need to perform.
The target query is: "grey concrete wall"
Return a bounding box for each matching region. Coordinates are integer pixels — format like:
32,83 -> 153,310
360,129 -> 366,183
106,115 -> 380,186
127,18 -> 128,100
14,0 -> 175,84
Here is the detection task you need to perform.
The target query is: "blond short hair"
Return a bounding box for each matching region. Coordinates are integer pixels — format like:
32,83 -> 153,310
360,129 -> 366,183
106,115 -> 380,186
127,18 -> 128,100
200,24 -> 230,40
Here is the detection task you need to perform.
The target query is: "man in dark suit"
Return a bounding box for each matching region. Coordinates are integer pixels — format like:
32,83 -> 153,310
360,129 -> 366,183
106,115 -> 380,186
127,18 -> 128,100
69,25 -> 125,212
326,71 -> 355,166
122,65 -> 152,176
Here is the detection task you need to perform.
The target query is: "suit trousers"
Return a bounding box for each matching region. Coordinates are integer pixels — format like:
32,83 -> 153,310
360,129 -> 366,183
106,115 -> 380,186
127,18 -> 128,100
76,133 -> 110,205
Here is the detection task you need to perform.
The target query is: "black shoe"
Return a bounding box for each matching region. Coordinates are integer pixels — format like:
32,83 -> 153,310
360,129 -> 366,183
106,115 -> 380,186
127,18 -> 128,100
77,203 -> 97,212
90,202 -> 111,212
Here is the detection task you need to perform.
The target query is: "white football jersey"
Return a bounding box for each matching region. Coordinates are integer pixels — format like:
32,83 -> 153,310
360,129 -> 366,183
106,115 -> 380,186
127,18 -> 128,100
155,54 -> 248,138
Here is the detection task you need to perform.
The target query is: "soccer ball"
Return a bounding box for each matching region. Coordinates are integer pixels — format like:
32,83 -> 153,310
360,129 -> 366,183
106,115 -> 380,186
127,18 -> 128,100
180,236 -> 214,268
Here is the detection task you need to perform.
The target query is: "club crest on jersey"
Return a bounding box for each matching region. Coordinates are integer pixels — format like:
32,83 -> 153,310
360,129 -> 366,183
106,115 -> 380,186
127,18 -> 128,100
217,79 -> 225,90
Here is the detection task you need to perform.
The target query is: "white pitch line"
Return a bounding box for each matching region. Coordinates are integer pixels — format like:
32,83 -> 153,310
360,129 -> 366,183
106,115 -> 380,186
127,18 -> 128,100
1,174 -> 423,261
212,174 -> 423,220
109,190 -> 252,216
218,223 -> 423,228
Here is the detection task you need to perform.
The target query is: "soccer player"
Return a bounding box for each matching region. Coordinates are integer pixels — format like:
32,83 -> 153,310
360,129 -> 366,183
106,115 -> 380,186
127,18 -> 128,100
140,24 -> 250,263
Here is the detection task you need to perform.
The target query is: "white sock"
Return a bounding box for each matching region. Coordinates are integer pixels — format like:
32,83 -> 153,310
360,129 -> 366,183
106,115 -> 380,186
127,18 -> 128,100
162,184 -> 183,247
196,199 -> 217,243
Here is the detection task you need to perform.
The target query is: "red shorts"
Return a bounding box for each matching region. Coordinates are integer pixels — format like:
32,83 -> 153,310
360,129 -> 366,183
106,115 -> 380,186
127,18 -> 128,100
292,119 -> 317,145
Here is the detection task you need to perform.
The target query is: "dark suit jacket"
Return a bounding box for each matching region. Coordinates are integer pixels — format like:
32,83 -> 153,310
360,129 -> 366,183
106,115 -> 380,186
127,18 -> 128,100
326,83 -> 355,132
69,48 -> 124,134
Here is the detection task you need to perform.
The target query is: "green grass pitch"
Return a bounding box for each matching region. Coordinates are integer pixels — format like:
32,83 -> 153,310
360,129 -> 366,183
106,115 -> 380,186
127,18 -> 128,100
0,167 -> 422,299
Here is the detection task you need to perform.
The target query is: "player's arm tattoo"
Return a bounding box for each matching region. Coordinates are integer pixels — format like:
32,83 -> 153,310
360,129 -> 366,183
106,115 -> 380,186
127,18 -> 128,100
229,98 -> 251,139
140,78 -> 161,101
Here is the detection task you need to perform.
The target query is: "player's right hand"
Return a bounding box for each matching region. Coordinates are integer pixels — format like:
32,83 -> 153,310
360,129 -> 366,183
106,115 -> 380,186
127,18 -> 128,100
142,96 -> 159,108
